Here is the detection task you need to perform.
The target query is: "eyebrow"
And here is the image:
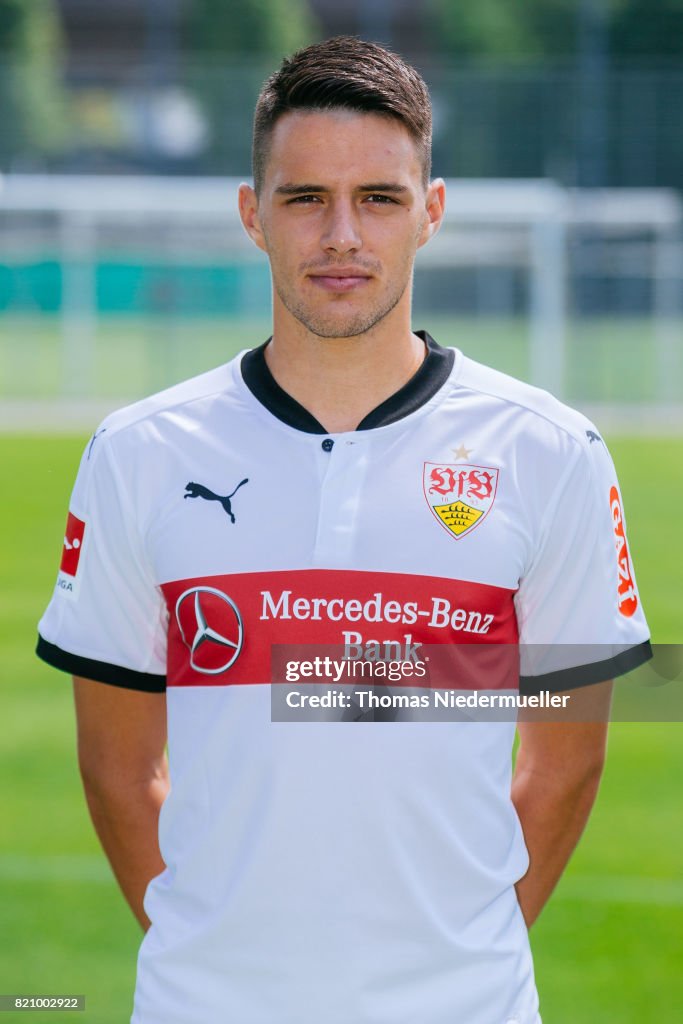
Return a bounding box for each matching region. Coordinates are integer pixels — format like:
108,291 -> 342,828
274,183 -> 410,196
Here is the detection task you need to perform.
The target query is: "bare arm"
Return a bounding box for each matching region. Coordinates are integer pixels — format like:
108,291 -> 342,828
73,676 -> 169,930
512,680 -> 613,927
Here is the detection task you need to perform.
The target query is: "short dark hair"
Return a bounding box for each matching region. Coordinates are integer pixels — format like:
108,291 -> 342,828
252,36 -> 432,193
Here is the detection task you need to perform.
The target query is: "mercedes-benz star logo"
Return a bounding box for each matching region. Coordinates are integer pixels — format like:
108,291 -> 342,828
175,586 -> 243,675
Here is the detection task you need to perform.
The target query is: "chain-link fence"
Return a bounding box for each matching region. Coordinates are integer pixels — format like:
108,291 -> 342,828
1,57 -> 683,189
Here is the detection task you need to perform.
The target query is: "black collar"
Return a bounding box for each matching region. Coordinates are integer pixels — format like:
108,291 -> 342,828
241,330 -> 454,434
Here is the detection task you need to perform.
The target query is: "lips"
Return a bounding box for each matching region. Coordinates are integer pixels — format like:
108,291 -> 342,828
307,269 -> 372,293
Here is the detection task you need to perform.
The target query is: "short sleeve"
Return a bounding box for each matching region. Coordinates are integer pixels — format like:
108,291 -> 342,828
37,428 -> 167,691
515,430 -> 651,691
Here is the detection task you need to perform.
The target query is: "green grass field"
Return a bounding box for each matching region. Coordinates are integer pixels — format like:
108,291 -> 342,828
1,431 -> 682,1023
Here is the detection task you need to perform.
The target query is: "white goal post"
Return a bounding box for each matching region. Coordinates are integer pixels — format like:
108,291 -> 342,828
0,174 -> 681,425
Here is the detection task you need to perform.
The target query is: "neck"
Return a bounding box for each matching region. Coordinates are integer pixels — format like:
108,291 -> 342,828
264,299 -> 425,433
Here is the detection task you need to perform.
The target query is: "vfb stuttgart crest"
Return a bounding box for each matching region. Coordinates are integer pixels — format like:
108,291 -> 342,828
424,462 -> 499,539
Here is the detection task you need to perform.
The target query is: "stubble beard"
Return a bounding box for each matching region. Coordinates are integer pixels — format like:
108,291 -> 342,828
274,277 -> 410,339
270,247 -> 415,340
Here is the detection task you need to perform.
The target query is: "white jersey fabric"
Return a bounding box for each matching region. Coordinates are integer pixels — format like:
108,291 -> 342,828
38,333 -> 650,1024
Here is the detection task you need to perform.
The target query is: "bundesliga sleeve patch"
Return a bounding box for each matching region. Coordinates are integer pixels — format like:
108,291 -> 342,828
57,512 -> 86,595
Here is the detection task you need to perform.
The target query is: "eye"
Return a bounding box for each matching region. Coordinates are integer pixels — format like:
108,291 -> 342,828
287,194 -> 322,204
365,194 -> 398,204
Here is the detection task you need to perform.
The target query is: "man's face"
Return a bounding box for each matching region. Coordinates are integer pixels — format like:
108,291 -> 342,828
239,110 -> 444,339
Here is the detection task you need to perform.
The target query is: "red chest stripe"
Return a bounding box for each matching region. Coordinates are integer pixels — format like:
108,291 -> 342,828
161,569 -> 519,687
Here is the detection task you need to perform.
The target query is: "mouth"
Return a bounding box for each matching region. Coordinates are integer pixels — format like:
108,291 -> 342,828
307,269 -> 373,293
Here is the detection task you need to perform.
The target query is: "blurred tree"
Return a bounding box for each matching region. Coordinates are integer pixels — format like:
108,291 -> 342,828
425,0 -> 583,59
611,0 -> 683,57
180,0 -> 318,173
184,0 -> 317,57
0,0 -> 69,164
426,0 -> 683,59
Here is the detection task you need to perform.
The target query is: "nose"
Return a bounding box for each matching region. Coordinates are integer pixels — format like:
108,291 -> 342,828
320,198 -> 362,256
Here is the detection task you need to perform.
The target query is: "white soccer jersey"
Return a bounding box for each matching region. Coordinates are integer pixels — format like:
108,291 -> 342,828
38,334 -> 650,1024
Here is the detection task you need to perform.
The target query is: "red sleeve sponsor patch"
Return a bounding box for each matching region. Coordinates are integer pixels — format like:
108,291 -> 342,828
60,512 -> 86,577
609,486 -> 638,617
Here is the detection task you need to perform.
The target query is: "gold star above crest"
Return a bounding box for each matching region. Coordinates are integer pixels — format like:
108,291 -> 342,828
452,444 -> 473,461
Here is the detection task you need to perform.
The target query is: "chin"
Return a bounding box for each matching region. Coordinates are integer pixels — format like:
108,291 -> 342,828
281,287 -> 404,339
305,319 -> 378,340
299,303 -> 393,340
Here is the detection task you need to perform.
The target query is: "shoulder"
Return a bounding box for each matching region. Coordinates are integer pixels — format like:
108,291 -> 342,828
452,352 -> 601,456
71,354 -> 251,500
80,353 -> 255,476
96,358 -> 243,442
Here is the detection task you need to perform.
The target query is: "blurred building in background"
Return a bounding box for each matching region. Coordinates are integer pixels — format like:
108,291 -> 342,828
0,0 -> 681,188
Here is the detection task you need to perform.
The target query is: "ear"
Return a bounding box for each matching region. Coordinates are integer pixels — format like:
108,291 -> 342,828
417,178 -> 446,249
238,183 -> 268,253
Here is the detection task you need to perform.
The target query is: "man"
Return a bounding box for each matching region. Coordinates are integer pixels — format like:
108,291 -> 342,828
38,36 -> 651,1024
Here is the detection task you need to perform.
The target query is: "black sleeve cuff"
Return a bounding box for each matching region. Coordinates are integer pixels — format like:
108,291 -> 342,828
36,635 -> 166,693
520,639 -> 653,694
